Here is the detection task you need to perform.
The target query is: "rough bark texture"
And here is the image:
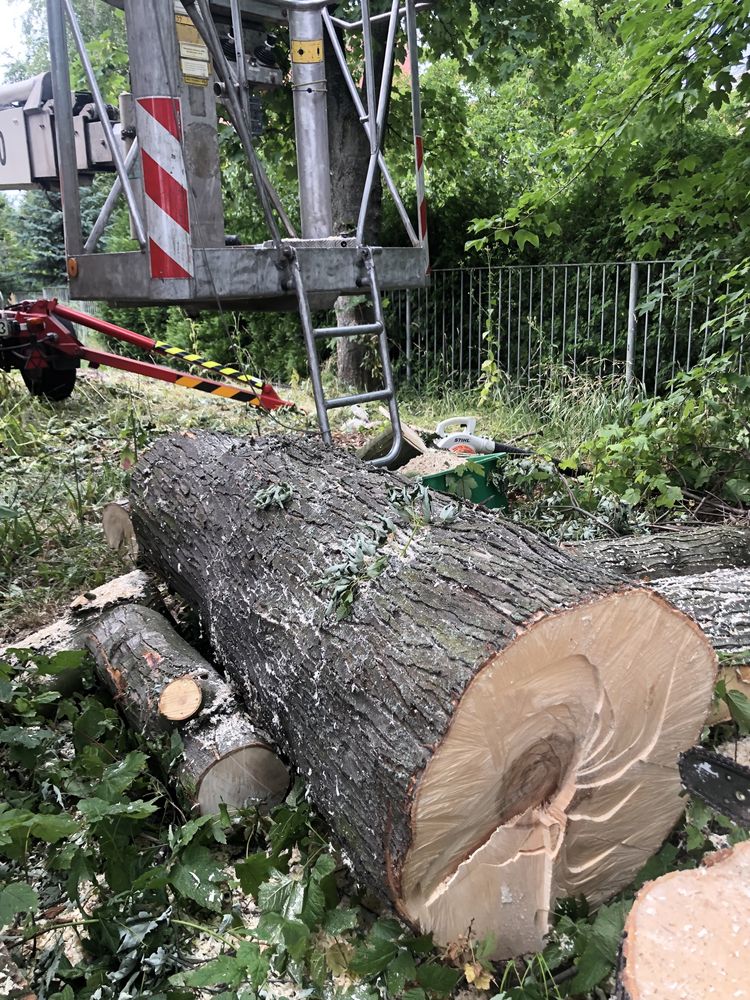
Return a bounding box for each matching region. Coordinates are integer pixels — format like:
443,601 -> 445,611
653,569 -> 750,659
86,603 -> 288,814
566,525 -> 750,581
2,570 -> 163,656
130,432 -> 715,956
615,841 -> 750,1000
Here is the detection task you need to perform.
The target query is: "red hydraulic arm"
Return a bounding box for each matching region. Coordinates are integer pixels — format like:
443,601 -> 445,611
15,300 -> 291,410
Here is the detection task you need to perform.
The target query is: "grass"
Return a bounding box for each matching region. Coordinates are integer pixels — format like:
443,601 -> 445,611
1,362 -> 748,999
0,364 -> 631,640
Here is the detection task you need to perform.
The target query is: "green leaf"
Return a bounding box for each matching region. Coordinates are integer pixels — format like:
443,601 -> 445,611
386,950 -> 417,995
256,911 -> 310,960
78,798 -> 158,823
571,900 -> 628,992
29,812 -> 79,842
181,955 -> 243,988
323,907 -> 360,935
514,228 -> 539,251
415,964 -> 461,996
94,751 -> 148,803
301,877 -> 327,928
0,882 -> 38,926
351,939 -> 401,978
258,870 -> 305,919
725,689 -> 750,734
235,941 -> 270,987
170,844 -> 226,912
236,852 -> 276,897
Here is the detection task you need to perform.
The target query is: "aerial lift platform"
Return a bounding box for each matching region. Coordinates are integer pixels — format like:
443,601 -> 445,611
0,0 -> 431,464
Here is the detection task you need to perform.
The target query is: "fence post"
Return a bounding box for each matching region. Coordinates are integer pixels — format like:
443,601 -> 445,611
405,289 -> 412,383
626,262 -> 639,388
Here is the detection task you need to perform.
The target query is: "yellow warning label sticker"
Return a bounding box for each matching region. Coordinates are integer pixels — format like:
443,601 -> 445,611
291,38 -> 323,63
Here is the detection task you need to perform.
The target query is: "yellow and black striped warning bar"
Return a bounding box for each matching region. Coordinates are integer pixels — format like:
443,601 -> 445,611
153,340 -> 266,393
171,374 -> 264,406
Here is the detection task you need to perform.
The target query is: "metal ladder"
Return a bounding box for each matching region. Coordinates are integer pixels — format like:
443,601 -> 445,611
290,246 -> 403,468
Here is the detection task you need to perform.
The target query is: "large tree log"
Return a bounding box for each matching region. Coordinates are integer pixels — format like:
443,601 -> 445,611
615,841 -> 750,1000
566,524 -> 750,581
130,433 -> 716,959
86,604 -> 288,815
653,569 -> 750,724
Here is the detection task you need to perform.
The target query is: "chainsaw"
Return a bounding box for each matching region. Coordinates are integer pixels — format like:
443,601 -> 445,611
679,746 -> 750,827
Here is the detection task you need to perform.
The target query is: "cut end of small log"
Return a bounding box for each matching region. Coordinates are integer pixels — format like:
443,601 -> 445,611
102,500 -> 138,560
197,744 -> 290,815
398,589 -> 716,959
618,840 -> 750,1000
159,676 -> 203,721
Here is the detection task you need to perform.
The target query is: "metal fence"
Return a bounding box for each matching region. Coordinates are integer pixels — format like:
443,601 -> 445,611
386,260 -> 747,393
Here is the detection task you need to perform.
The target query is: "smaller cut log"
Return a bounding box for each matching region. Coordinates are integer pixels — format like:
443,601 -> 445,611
102,499 -> 138,560
2,570 -> 163,657
616,840 -> 750,1000
86,604 -> 288,814
566,525 -> 750,581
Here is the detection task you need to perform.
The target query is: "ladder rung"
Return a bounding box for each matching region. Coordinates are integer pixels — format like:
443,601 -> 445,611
314,322 -> 383,340
325,388 -> 392,410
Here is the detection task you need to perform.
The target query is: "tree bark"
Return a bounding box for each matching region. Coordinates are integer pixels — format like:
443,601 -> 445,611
86,603 -> 288,815
2,570 -> 163,657
566,525 -> 750,581
615,841 -> 750,1000
653,569 -> 750,725
129,432 -> 716,959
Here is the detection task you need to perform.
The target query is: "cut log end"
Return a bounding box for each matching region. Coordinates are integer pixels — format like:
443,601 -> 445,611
398,589 -> 716,959
159,676 -> 203,721
197,745 -> 290,815
618,841 -> 750,1000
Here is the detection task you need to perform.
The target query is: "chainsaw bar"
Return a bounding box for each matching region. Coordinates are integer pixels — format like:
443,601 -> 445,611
679,746 -> 750,828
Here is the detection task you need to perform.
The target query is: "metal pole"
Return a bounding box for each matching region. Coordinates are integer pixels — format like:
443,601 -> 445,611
62,0 -> 146,249
356,0 -> 399,242
406,289 -> 412,383
288,6 -> 333,237
46,0 -> 82,257
84,140 -> 139,253
186,0 -> 282,247
405,0 -> 428,263
626,261 -> 639,388
322,10 -> 418,246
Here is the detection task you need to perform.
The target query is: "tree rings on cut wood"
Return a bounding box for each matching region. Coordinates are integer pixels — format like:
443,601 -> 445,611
85,603 -> 288,815
159,676 -> 203,721
616,841 -> 750,1000
130,432 -> 717,958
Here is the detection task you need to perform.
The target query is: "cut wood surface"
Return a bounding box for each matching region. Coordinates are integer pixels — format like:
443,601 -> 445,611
86,603 -> 289,815
1,570 -> 162,656
616,840 -> 750,1000
566,524 -> 750,580
102,499 -> 138,560
130,432 -> 716,959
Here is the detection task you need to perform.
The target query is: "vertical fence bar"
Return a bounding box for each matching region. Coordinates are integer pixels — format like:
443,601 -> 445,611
642,263 -> 651,385
573,266 -> 580,375
516,269 -> 522,382
612,264 -> 621,375
599,267 -> 607,380
625,261 -> 638,388
686,262 -> 697,370
538,267 -> 545,385
702,264 -> 713,362
459,270 -> 465,387
671,264 -> 682,381
654,264 -> 667,393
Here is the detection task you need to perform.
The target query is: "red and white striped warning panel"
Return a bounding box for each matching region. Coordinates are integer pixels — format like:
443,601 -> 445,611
135,96 -> 193,281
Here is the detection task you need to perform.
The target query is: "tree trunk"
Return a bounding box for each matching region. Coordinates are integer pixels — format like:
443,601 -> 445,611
653,569 -> 750,725
129,432 -> 716,959
86,603 -> 288,815
615,841 -> 750,1000
2,570 -> 162,656
653,569 -> 750,660
565,525 -> 750,581
326,21 -> 387,390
